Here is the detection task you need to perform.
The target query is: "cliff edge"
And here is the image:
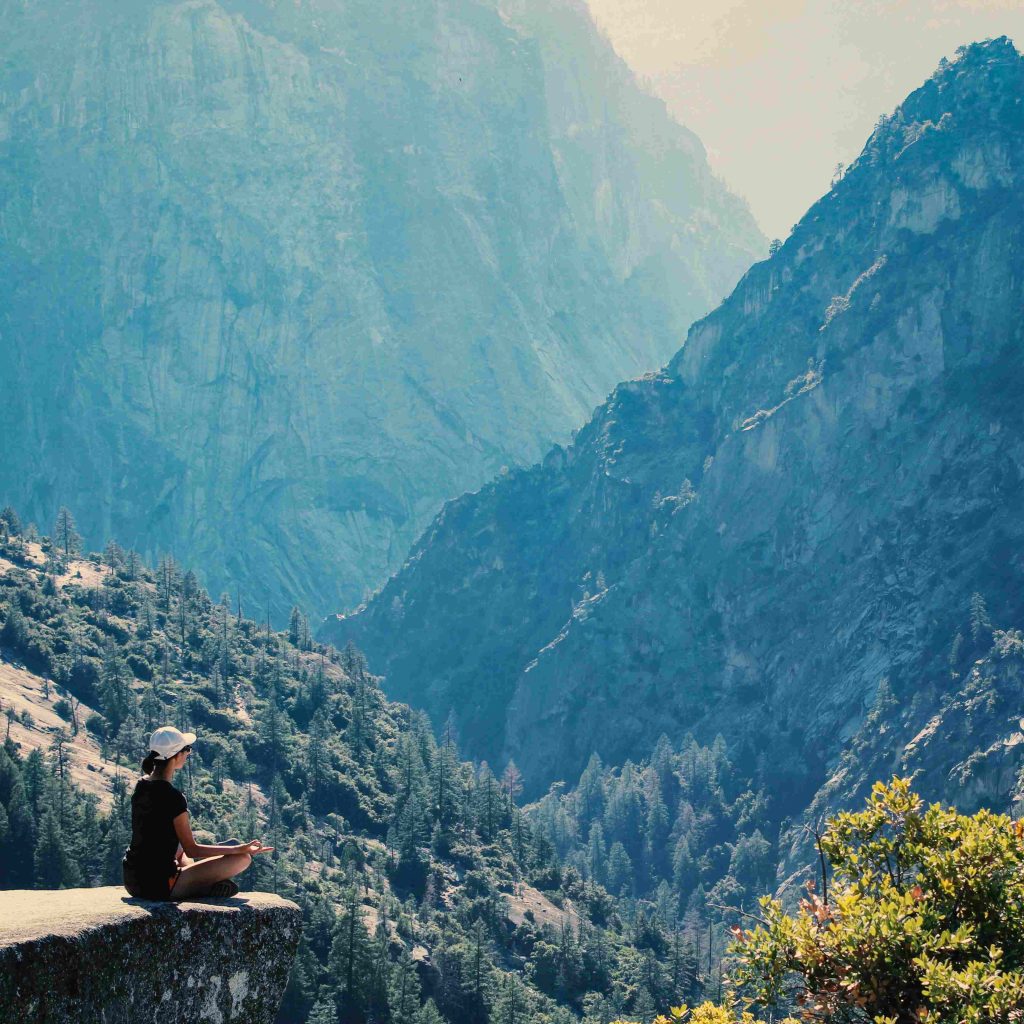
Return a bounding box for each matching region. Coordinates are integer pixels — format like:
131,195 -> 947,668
0,887 -> 300,1023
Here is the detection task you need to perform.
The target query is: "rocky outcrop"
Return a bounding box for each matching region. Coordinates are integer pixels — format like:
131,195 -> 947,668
0,0 -> 762,620
326,39 -> 1024,805
0,887 -> 300,1023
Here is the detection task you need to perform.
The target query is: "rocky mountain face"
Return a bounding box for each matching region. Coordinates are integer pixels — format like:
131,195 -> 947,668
326,39 -> 1024,808
0,0 -> 762,621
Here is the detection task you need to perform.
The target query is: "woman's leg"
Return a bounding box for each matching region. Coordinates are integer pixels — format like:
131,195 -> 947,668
170,851 -> 252,900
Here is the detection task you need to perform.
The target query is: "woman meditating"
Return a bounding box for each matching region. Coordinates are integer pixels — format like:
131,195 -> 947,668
122,726 -> 272,900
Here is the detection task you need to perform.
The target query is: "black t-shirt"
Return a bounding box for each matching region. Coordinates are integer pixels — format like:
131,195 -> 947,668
124,777 -> 188,880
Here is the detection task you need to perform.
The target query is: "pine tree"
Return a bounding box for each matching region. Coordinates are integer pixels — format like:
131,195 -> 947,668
606,841 -> 633,896
289,606 -> 304,646
417,998 -> 446,1024
257,683 -> 290,779
949,630 -> 964,678
156,555 -> 180,611
644,788 -> 670,884
307,993 -> 339,1024
1,599 -> 28,650
366,922 -> 392,1022
435,932 -> 473,1024
279,937 -> 320,1023
266,773 -> 288,892
231,797 -> 265,893
99,641 -> 133,734
476,763 -> 501,839
970,591 -> 991,645
493,975 -> 528,1024
103,540 -> 124,572
603,763 -> 643,855
102,774 -> 132,884
54,506 -> 81,559
307,709 -> 332,810
125,549 -> 141,581
388,955 -> 420,1023
22,748 -> 46,818
136,593 -> 156,639
75,795 -> 104,885
342,640 -> 368,679
468,918 -> 493,1024
649,734 -> 674,801
34,804 -> 78,888
49,731 -> 72,829
0,506 -> 22,538
672,835 -> 697,896
433,736 -> 460,825
501,761 -> 523,809
587,822 -> 607,884
393,791 -> 429,893
350,667 -> 377,750
180,569 -> 201,645
576,753 -> 606,825
0,745 -> 36,887
328,874 -> 374,1024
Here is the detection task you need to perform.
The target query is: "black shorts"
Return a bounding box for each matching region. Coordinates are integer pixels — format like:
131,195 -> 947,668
123,857 -> 180,901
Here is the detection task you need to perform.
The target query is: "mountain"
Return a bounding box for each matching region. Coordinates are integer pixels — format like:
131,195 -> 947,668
325,38 -> 1024,806
0,0 -> 762,622
2,517 -> 1021,1023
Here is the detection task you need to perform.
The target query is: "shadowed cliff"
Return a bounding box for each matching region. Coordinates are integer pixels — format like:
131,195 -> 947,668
326,38 -> 1024,804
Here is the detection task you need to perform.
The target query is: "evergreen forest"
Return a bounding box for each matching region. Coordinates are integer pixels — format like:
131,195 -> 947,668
0,507 -> 736,1024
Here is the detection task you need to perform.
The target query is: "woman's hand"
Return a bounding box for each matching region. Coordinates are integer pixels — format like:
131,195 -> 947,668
242,839 -> 275,855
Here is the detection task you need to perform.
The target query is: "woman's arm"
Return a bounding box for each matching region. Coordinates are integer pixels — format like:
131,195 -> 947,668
173,812 -> 268,859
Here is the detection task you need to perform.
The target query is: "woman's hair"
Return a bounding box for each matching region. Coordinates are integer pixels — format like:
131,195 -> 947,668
141,750 -> 165,775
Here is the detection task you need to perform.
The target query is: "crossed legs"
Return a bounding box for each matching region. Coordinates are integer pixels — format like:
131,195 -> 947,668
171,839 -> 252,900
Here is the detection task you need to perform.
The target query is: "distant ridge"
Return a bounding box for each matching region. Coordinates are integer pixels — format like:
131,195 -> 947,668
0,0 -> 762,621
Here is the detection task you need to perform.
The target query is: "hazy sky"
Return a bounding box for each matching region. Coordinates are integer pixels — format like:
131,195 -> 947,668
585,0 -> 1024,238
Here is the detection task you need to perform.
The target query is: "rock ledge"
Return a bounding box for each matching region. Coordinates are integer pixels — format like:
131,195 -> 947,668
0,886 -> 300,1023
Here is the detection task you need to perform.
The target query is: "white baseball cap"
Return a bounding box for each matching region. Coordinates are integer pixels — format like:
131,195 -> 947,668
148,726 -> 196,759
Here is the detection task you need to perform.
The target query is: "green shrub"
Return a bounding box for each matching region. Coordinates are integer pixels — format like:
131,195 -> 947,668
730,778 -> 1024,1023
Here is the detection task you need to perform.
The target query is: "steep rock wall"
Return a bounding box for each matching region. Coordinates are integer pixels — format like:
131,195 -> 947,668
0,0 -> 763,619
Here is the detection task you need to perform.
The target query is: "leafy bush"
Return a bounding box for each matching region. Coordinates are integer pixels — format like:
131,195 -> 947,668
615,1000 -> 785,1024
126,653 -> 153,680
730,778 -> 1024,1022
